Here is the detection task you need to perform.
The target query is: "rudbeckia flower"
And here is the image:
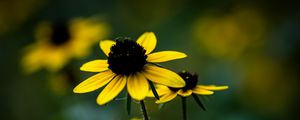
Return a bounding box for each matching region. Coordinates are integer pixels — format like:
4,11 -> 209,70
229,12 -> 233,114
149,71 -> 228,120
21,17 -> 109,73
73,32 -> 187,105
152,71 -> 228,103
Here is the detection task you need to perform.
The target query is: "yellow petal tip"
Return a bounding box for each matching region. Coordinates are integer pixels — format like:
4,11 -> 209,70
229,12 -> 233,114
79,66 -> 89,72
79,67 -> 84,71
217,86 -> 229,90
137,32 -> 157,54
73,87 -> 87,93
73,89 -> 77,93
195,91 -> 214,95
144,31 -> 154,34
73,88 -> 81,93
182,53 -> 188,58
133,97 -> 145,101
96,99 -> 106,105
155,100 -> 163,104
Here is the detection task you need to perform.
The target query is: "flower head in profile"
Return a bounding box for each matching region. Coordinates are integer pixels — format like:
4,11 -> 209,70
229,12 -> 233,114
21,17 -> 109,73
151,70 -> 228,104
73,32 -> 187,105
149,70 -> 228,120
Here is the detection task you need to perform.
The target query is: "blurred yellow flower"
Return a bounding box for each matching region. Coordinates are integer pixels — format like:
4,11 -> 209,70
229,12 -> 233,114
21,17 -> 109,73
193,6 -> 266,59
74,32 -> 187,105
149,71 -> 228,104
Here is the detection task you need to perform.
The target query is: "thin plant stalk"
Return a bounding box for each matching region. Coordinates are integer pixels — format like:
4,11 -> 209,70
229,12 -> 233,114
140,100 -> 149,120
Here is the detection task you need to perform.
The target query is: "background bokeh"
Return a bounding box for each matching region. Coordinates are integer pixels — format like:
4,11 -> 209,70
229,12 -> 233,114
1,0 -> 300,120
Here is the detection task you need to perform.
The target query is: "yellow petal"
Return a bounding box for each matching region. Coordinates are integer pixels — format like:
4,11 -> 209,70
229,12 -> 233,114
97,75 -> 127,105
142,65 -> 185,88
99,40 -> 116,56
80,60 -> 109,72
21,45 -> 44,73
147,85 -> 170,97
192,86 -> 214,95
155,92 -> 177,104
198,85 -> 229,91
177,89 -> 193,97
136,32 -> 157,54
44,48 -> 69,71
147,51 -> 187,63
73,70 -> 115,93
127,73 -> 149,100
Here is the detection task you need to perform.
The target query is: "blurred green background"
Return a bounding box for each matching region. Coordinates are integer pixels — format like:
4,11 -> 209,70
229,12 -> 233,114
1,0 -> 300,120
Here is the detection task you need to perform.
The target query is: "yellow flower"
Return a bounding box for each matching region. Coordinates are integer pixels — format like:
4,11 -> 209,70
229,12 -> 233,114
150,71 -> 228,104
74,32 -> 187,105
192,7 -> 266,59
21,17 -> 109,73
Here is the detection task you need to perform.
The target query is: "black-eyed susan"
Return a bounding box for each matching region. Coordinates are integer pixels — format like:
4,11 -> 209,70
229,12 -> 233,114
21,17 -> 109,73
150,71 -> 228,120
73,32 -> 187,119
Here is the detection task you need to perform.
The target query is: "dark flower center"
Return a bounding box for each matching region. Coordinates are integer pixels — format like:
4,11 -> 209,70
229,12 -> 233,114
108,39 -> 147,75
169,71 -> 198,92
50,22 -> 71,46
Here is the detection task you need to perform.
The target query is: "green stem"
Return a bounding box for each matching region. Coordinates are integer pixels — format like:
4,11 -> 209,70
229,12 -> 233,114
192,94 -> 206,111
140,100 -> 149,120
126,94 -> 131,115
149,81 -> 160,100
181,97 -> 187,120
